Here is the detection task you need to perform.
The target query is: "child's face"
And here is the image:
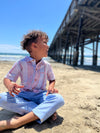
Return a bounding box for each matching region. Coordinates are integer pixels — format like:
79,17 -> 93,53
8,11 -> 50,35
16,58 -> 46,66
27,37 -> 49,59
36,37 -> 49,57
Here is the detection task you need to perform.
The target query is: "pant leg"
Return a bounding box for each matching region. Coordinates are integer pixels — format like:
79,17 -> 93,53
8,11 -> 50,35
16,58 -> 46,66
32,93 -> 64,124
0,92 -> 38,115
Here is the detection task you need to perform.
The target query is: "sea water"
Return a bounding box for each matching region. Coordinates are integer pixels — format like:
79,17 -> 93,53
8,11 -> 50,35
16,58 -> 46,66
0,53 -> 51,62
0,53 -> 28,61
0,52 -> 100,66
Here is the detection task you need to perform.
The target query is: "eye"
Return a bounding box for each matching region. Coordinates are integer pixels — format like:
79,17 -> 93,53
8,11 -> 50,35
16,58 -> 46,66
44,41 -> 47,45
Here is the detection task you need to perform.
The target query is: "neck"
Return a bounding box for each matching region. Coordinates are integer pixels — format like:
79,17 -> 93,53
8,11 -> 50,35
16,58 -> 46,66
36,59 -> 42,64
30,55 -> 42,64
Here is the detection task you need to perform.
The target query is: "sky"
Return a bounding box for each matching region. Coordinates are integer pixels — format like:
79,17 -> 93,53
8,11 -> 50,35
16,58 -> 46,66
0,0 -> 71,54
0,0 -> 100,56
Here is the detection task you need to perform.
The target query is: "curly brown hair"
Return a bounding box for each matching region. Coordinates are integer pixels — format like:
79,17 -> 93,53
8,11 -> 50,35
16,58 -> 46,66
21,30 -> 49,50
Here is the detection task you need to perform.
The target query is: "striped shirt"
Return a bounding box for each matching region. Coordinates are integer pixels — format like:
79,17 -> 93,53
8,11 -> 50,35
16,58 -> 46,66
5,56 -> 55,93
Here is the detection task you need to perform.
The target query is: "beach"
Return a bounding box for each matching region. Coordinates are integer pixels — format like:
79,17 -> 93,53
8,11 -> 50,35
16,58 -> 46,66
0,60 -> 100,133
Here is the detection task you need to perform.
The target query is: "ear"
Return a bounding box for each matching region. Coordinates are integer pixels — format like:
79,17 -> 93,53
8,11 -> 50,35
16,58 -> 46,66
32,43 -> 38,48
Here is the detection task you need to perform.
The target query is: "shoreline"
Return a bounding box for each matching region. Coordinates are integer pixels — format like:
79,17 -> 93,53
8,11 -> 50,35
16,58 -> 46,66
0,59 -> 100,68
0,60 -> 100,133
0,53 -> 100,66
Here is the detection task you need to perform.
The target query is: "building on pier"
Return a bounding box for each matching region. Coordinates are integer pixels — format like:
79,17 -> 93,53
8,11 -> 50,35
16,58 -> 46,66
48,0 -> 100,66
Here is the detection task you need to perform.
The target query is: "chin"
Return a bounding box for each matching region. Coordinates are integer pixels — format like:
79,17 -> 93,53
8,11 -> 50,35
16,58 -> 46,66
44,54 -> 48,57
42,52 -> 48,58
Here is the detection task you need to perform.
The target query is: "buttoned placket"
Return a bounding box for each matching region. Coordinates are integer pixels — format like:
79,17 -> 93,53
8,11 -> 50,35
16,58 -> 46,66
31,61 -> 40,90
34,66 -> 38,82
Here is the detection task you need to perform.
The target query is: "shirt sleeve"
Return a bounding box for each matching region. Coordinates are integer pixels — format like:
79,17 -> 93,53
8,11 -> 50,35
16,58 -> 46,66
47,63 -> 55,81
5,61 -> 21,82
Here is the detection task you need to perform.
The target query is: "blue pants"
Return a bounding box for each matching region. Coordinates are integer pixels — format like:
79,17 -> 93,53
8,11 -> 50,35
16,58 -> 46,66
0,91 -> 64,124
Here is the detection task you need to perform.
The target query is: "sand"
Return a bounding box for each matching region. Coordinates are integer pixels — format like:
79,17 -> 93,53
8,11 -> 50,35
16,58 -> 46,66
0,59 -> 100,133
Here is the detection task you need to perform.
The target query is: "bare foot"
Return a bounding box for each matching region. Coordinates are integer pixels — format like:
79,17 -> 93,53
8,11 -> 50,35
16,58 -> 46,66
51,112 -> 57,121
47,112 -> 58,123
0,115 -> 20,131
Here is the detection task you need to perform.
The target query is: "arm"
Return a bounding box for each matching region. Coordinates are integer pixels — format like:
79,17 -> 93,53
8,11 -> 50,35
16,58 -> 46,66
3,61 -> 24,97
46,80 -> 58,96
3,78 -> 24,97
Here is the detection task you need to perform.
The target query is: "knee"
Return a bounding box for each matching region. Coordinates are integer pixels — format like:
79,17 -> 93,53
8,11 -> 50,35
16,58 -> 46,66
46,93 -> 64,107
55,94 -> 65,106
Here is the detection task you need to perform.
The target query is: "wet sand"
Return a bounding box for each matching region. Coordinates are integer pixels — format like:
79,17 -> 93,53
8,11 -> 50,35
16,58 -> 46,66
0,60 -> 100,133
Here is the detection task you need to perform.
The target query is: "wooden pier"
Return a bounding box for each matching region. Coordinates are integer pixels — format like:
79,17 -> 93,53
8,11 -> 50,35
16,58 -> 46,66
48,0 -> 100,66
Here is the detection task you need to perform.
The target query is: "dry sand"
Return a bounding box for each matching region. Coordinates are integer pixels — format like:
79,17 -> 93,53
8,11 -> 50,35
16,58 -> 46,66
0,59 -> 100,133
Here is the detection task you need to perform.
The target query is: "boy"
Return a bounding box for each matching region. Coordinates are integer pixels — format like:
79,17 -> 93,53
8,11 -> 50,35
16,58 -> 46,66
0,30 -> 64,131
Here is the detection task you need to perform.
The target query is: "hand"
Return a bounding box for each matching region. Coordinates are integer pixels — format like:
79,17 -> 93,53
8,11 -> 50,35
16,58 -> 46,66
8,83 -> 24,97
46,88 -> 58,96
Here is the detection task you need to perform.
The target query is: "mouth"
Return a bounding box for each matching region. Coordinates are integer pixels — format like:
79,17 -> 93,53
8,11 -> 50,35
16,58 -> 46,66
47,48 -> 49,52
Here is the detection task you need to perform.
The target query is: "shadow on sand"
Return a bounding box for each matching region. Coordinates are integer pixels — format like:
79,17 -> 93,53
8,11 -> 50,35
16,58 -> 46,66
0,109 -> 64,133
49,59 -> 100,73
24,114 -> 64,132
72,65 -> 100,72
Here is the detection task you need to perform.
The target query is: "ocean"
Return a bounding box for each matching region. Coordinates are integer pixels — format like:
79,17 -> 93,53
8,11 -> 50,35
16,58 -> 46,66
0,53 -> 100,66
0,53 -> 51,62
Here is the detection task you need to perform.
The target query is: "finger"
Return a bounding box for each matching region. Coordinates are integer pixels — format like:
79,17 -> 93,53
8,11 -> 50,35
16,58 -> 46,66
54,88 -> 58,93
16,85 -> 24,88
46,89 -> 53,96
14,87 -> 21,92
12,89 -> 20,95
50,89 -> 54,93
55,89 -> 58,93
46,91 -> 49,96
13,87 -> 21,94
12,91 -> 18,95
9,91 -> 15,97
12,86 -> 20,92
55,91 -> 58,93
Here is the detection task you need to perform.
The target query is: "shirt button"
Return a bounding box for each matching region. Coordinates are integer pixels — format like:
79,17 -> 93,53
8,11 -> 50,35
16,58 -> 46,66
35,79 -> 37,81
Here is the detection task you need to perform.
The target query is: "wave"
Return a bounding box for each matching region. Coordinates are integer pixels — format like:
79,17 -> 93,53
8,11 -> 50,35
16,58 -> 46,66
0,53 -> 100,66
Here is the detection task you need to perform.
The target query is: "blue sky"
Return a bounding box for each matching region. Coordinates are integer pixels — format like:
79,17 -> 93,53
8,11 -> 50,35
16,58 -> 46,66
0,0 -> 71,54
0,0 -> 99,56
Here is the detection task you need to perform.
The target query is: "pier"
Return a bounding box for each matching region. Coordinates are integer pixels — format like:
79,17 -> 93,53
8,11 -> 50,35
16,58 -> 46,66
48,0 -> 100,66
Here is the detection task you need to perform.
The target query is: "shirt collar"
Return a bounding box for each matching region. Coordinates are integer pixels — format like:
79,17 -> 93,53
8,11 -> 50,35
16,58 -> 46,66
25,56 -> 35,62
25,56 -> 44,65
